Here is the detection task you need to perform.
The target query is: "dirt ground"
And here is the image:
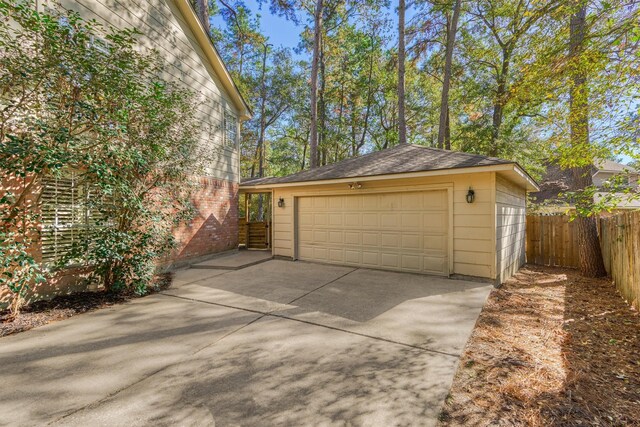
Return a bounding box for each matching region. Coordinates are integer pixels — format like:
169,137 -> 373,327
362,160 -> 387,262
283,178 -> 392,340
0,273 -> 172,338
440,265 -> 640,427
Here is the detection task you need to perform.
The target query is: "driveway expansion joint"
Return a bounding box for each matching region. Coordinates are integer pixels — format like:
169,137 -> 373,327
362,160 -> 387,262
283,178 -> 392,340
158,291 -> 460,359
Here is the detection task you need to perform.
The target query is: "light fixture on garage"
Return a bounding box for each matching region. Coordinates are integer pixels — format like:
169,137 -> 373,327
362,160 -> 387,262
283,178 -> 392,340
277,197 -> 285,208
348,182 -> 362,190
466,187 -> 475,203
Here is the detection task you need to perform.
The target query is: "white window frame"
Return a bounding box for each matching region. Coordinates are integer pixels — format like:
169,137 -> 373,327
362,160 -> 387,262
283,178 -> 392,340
224,111 -> 239,150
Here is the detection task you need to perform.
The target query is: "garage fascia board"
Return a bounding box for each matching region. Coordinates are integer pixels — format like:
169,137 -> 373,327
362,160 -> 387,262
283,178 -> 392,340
241,163 -> 539,192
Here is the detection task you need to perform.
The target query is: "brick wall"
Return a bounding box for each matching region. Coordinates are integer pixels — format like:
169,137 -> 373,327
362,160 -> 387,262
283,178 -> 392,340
1,176 -> 239,308
169,177 -> 239,264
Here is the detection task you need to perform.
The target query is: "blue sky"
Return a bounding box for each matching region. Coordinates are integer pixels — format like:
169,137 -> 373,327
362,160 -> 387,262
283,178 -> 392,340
210,0 -> 302,51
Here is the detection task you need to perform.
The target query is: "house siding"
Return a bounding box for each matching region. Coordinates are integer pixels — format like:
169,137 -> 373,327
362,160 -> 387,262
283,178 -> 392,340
270,172 -> 497,280
53,0 -> 242,262
495,174 -> 527,283
1,1 -> 243,307
58,0 -> 240,182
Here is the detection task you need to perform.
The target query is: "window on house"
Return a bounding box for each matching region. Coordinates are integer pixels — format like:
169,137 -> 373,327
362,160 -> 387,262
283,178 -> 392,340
40,172 -> 106,266
224,111 -> 238,149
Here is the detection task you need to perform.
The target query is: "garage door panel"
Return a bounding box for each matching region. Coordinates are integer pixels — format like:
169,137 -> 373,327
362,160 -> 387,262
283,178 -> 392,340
401,234 -> 421,249
297,190 -> 448,275
313,198 -> 328,209
401,193 -> 423,210
423,213 -> 446,230
401,213 -> 421,229
362,213 -> 378,227
299,198 -> 314,209
344,213 -> 360,226
313,247 -> 328,260
329,248 -> 344,262
381,253 -> 400,268
424,191 -> 447,209
345,231 -> 362,245
345,197 -> 361,210
381,233 -> 400,248
313,214 -> 328,226
362,194 -> 380,209
424,256 -> 447,274
329,215 -> 343,226
313,230 -> 328,243
345,250 -> 361,264
329,197 -> 344,209
424,235 -> 447,251
401,254 -> 422,271
362,232 -> 379,246
362,251 -> 379,266
381,213 -> 399,228
329,231 -> 343,244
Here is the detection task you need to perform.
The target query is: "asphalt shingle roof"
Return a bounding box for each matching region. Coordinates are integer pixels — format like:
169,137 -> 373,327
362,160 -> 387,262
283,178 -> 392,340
242,144 -> 512,186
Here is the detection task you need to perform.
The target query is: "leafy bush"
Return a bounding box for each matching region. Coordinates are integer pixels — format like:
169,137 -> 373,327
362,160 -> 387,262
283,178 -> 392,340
1,1 -> 212,314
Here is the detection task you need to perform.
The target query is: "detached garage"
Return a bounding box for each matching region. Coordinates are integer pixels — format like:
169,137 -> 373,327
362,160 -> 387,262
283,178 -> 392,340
240,144 -> 539,284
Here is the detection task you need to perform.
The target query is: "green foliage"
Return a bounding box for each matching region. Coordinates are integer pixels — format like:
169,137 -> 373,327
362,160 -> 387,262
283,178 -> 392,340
1,1 -> 203,313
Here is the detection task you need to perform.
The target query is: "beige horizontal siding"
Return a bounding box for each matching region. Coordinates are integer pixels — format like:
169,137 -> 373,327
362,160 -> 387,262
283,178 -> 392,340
58,0 -> 240,182
495,174 -> 526,283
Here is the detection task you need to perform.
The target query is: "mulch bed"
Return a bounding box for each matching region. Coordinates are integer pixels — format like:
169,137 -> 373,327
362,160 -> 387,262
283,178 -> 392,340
0,273 -> 172,338
439,265 -> 640,427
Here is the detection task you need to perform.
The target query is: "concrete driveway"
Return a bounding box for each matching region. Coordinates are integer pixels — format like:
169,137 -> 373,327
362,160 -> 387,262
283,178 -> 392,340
0,258 -> 492,427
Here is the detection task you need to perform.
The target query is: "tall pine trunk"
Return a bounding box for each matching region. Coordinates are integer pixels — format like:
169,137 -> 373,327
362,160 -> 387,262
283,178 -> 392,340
257,44 -> 268,179
309,0 -> 324,168
569,3 -> 607,278
437,0 -> 461,150
397,0 -> 407,144
194,0 -> 210,36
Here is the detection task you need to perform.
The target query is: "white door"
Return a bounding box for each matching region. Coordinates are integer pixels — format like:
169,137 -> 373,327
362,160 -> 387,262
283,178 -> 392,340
296,190 -> 449,275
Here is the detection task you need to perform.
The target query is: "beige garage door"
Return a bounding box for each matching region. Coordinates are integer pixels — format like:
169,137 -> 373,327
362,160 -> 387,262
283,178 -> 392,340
296,190 -> 449,275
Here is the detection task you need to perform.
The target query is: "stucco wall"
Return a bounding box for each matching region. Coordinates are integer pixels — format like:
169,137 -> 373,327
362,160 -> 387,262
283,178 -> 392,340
495,174 -> 527,283
270,172 -> 497,280
57,0 -> 241,182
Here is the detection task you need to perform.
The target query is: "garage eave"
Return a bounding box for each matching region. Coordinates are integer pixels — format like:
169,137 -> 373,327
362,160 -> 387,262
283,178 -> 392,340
241,163 -> 539,191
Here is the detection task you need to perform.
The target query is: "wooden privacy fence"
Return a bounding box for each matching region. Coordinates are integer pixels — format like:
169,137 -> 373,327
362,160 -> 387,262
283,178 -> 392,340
599,211 -> 640,310
527,212 -> 640,310
526,215 -> 580,268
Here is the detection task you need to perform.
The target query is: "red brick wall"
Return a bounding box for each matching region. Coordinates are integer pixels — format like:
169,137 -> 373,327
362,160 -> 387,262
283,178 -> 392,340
1,175 -> 239,308
168,177 -> 239,264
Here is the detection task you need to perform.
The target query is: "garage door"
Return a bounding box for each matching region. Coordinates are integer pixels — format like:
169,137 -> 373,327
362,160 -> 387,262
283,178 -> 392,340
297,190 -> 449,275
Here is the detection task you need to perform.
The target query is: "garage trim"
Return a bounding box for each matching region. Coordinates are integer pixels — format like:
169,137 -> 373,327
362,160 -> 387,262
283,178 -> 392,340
291,183 -> 454,275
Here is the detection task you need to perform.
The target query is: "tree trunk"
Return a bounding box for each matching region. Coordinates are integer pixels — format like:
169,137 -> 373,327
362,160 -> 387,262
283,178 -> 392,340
445,107 -> 451,150
319,38 -> 327,166
569,3 -> 607,278
397,0 -> 407,145
194,0 -> 210,36
257,43 -> 269,179
490,51 -> 510,156
437,0 -> 461,150
309,0 -> 324,168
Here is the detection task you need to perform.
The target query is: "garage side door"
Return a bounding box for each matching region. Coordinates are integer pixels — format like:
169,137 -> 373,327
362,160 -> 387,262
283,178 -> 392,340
296,191 -> 449,275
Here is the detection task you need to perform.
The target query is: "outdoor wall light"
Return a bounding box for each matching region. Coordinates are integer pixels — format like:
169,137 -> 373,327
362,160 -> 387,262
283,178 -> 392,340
348,182 -> 362,190
277,197 -> 285,208
466,187 -> 475,204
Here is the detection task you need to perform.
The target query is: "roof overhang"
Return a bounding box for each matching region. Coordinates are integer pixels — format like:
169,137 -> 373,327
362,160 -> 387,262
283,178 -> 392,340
241,163 -> 540,191
174,0 -> 251,120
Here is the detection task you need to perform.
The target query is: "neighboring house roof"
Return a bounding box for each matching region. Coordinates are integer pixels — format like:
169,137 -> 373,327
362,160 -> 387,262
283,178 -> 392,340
242,144 -> 538,190
175,0 -> 251,120
531,159 -> 637,205
594,159 -> 637,173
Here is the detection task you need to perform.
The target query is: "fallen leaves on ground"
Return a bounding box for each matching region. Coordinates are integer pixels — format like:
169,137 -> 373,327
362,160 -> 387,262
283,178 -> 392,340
439,265 -> 640,427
